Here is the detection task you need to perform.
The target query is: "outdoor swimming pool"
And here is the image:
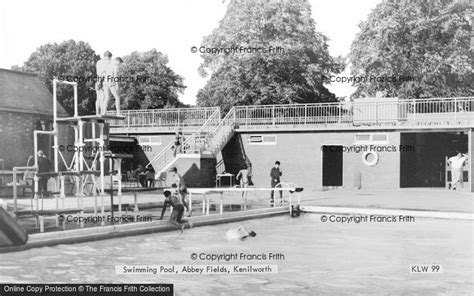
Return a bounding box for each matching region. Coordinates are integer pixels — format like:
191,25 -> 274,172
0,214 -> 472,295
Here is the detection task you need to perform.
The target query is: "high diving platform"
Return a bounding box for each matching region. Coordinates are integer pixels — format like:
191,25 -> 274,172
56,114 -> 126,123
9,78 -> 129,234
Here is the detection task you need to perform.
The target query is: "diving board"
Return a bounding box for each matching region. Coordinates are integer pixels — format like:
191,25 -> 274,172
56,114 -> 126,123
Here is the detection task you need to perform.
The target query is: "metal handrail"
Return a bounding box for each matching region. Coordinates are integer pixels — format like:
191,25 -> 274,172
145,108 -> 222,172
234,97 -> 474,128
203,107 -> 236,154
108,107 -> 220,128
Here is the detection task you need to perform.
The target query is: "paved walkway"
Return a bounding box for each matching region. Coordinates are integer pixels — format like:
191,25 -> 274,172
298,188 -> 474,213
1,187 -> 472,235
4,187 -> 473,216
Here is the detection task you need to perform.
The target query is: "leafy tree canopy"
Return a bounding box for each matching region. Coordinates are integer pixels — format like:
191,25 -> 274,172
18,40 -> 99,114
119,49 -> 186,109
350,0 -> 473,99
15,43 -> 186,114
197,0 -> 344,111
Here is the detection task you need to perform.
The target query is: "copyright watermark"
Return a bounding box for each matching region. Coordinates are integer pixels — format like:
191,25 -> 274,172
190,252 -> 285,261
321,145 -> 416,153
320,214 -> 415,223
191,45 -> 286,55
323,75 -> 415,83
58,214 -> 152,224
58,75 -> 151,83
57,144 -> 152,153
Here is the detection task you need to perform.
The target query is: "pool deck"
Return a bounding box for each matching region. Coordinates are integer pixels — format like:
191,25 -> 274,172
300,188 -> 474,214
0,187 -> 472,253
8,187 -> 474,213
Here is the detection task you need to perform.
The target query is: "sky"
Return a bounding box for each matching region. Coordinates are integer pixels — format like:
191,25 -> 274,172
0,0 -> 381,105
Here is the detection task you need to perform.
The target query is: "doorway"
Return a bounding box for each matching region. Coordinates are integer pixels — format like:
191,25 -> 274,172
322,145 -> 343,187
400,132 -> 468,188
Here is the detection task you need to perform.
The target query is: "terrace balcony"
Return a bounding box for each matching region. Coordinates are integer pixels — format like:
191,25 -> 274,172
108,107 -> 220,134
233,97 -> 474,131
109,97 -> 474,135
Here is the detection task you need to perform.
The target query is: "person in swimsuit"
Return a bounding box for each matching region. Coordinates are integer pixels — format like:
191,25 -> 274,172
226,226 -> 256,241
103,55 -> 122,115
169,167 -> 191,216
159,189 -> 192,232
236,165 -> 250,200
95,51 -> 111,115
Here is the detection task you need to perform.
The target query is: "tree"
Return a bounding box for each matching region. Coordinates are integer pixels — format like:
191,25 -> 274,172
19,40 -> 99,114
196,0 -> 344,111
118,49 -> 186,109
350,0 -> 473,99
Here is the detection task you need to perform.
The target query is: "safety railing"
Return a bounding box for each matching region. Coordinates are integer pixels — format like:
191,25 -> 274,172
107,107 -> 220,130
202,107 -> 237,154
234,97 -> 474,129
145,108 -> 222,172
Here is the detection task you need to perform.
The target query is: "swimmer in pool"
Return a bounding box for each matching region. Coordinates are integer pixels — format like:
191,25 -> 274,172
160,189 -> 192,232
226,226 -> 256,241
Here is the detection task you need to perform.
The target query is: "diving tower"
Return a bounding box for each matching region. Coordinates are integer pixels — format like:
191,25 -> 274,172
12,78 -> 127,232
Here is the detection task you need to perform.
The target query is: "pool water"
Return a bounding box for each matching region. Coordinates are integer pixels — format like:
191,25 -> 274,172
0,214 -> 472,295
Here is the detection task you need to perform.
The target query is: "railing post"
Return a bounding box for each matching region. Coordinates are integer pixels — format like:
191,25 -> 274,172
304,105 -> 307,125
245,106 -> 248,127
233,108 -> 236,126
454,97 -> 457,121
177,109 -> 180,128
272,105 -> 275,125
338,102 -> 342,123
151,110 -> 155,127
413,101 -> 416,122
375,101 -> 379,124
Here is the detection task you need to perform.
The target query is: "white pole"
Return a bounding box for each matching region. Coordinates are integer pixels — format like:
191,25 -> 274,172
74,83 -> 78,117
33,131 -> 39,213
77,121 -> 84,210
219,192 -> 223,214
117,158 -> 122,217
60,174 -> 65,210
13,170 -> 17,212
99,123 -> 105,225
52,79 -> 60,198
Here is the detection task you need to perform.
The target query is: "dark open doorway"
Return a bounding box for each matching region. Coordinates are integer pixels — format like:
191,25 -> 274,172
400,132 -> 468,187
322,145 -> 343,187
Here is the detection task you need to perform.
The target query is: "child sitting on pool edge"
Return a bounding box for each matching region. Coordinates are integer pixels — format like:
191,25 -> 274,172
160,188 -> 193,232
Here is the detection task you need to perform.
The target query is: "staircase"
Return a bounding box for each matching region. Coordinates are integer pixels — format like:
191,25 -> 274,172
146,107 -> 236,174
202,108 -> 236,155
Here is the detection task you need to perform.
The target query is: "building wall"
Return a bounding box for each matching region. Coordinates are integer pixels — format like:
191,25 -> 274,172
0,111 -> 53,169
165,156 -> 216,188
225,131 -> 401,190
